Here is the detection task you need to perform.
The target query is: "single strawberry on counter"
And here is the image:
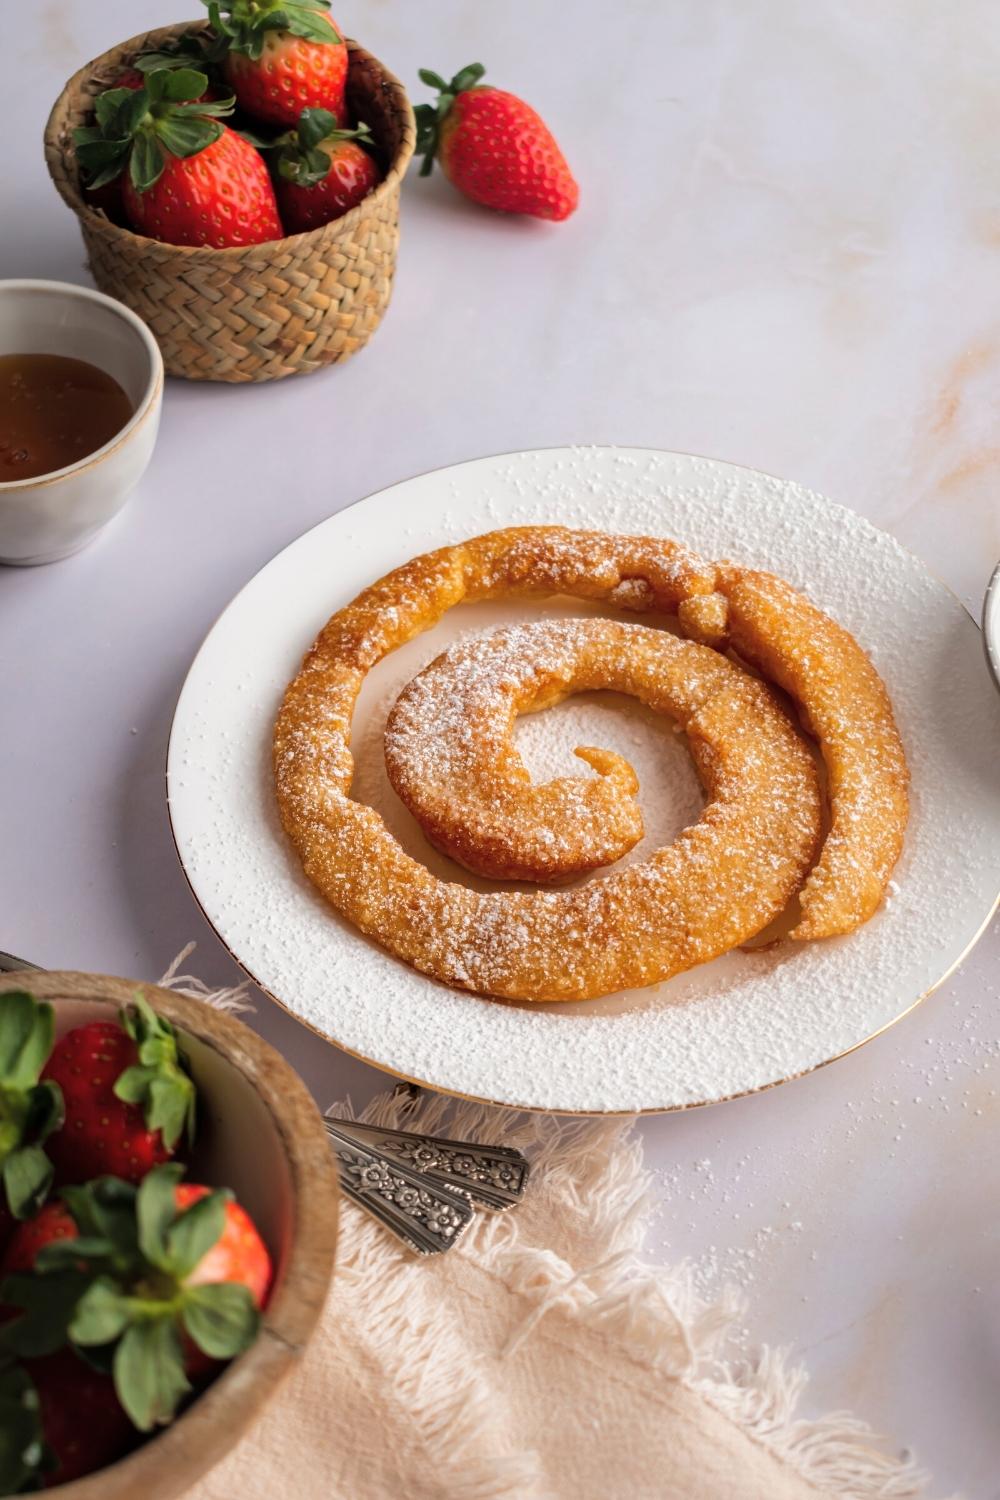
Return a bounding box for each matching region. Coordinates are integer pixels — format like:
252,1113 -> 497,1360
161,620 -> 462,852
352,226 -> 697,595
0,992 -> 63,1238
415,62 -> 578,222
42,992 -> 195,1186
266,108 -> 380,232
73,68 -> 282,248
1,1166 -> 271,1433
205,0 -> 347,129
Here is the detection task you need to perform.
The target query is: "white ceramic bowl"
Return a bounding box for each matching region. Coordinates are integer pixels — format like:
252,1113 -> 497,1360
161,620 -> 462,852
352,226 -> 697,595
0,279 -> 163,566
984,560 -> 1000,695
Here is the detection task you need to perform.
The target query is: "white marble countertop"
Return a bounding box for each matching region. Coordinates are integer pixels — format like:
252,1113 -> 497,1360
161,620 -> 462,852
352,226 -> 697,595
4,3 -> 999,1493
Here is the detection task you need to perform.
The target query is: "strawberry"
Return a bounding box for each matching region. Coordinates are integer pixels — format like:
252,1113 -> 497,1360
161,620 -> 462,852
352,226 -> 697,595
83,51 -> 220,225
0,1200 -> 77,1274
205,0 -> 347,129
1,1168 -> 270,1432
42,994 -> 195,1186
266,107 -> 380,232
0,1350 -> 133,1489
415,63 -> 578,222
73,68 -> 282,248
0,1205 -> 129,1488
0,992 -> 63,1224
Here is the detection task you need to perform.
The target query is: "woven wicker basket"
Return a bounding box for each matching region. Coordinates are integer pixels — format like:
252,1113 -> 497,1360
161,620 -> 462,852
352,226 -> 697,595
44,21 -> 415,383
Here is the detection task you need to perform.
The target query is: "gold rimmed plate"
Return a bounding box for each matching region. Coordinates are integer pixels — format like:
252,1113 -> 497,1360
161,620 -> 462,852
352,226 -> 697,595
166,449 -> 1000,1114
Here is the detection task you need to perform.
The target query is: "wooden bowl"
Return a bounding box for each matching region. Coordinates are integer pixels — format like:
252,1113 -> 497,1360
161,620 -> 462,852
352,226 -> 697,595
0,970 -> 338,1498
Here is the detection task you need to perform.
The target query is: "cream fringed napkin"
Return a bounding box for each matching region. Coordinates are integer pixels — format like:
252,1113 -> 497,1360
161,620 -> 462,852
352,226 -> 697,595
154,955 -> 926,1500
177,1082 -> 926,1500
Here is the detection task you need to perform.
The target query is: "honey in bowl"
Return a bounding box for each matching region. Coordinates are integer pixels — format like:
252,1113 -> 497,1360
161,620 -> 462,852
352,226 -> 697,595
0,353 -> 134,482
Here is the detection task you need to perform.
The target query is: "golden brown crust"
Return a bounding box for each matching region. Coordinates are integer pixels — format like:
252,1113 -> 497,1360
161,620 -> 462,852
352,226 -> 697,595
274,530 -> 822,1002
714,567 -> 910,939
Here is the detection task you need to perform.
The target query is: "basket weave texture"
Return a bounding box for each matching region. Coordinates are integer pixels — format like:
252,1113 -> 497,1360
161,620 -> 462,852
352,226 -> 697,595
44,21 -> 416,383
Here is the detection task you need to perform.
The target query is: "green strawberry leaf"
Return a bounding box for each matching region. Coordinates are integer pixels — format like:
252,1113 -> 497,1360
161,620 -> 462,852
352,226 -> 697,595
156,115 -> 224,159
297,107 -> 338,150
450,63 -> 486,93
123,87 -> 154,134
0,994 -> 53,1091
0,1361 -> 49,1494
280,9 -> 338,43
3,1145 -> 53,1222
181,1282 -> 258,1360
0,1271 -> 91,1358
114,1319 -> 190,1432
159,66 -> 211,103
418,69 -> 448,90
0,997 -> 62,1220
205,1 -> 233,39
129,131 -> 165,192
23,1081 -> 63,1145
62,1176 -> 139,1257
35,1235 -> 113,1272
94,86 -> 138,133
174,95 -> 237,118
68,1277 -> 132,1346
118,996 -> 196,1150
134,33 -> 216,74
164,1189 -> 228,1278
74,134 -> 131,188
136,1164 -> 185,1271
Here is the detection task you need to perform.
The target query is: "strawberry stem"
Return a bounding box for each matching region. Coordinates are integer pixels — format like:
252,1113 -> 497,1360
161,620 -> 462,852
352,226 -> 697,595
414,62 -> 486,176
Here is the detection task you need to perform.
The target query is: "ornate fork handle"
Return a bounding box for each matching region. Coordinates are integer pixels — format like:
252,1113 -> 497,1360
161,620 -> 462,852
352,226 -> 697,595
323,1119 -> 475,1255
329,1117 -> 530,1212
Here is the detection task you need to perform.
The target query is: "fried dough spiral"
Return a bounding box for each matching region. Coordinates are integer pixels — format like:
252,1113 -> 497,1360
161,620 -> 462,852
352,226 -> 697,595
274,530 -> 827,1001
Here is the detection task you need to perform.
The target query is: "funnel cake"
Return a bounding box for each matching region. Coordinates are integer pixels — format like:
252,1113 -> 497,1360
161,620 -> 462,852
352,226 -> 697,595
274,529 -> 825,1001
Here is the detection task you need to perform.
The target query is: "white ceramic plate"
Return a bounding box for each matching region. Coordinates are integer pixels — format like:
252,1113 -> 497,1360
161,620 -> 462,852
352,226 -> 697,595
167,449 -> 1000,1113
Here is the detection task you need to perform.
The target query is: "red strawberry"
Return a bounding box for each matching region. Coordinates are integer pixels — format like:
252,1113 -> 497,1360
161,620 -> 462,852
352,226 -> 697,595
124,125 -> 282,247
0,991 -> 63,1224
29,1351 -> 134,1488
415,63 -> 578,222
73,68 -> 282,248
1,1200 -> 77,1273
206,0 -> 347,128
1,1168 -> 271,1432
269,108 -> 380,232
176,1183 -> 272,1306
42,994 -> 195,1186
0,1204 -> 131,1489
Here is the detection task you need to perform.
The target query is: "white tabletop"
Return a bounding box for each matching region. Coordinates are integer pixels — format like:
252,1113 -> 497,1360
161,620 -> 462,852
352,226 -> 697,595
4,4 -> 999,1493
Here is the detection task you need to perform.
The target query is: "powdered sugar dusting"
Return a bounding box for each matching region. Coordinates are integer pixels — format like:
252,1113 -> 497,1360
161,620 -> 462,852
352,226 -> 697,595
167,448 -> 1000,1111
